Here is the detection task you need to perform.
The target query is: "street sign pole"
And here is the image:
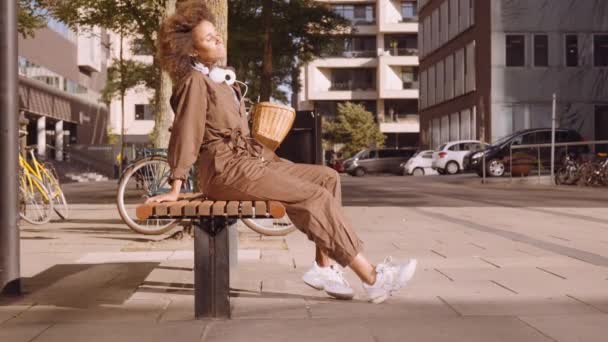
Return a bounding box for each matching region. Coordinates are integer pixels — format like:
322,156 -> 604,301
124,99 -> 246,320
0,0 -> 21,295
551,93 -> 557,185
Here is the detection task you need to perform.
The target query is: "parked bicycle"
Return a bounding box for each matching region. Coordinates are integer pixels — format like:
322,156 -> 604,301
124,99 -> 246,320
18,143 -> 69,224
555,152 -> 608,187
116,147 -> 296,236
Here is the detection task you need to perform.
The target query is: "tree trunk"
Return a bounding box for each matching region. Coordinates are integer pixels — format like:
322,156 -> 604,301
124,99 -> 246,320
206,0 -> 228,66
260,0 -> 272,101
152,0 -> 177,149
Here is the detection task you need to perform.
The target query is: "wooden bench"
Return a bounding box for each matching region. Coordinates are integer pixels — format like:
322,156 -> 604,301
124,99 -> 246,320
136,193 -> 286,319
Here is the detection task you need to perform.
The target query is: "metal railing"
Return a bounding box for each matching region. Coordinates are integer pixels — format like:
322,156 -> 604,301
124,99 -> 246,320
497,140 -> 608,185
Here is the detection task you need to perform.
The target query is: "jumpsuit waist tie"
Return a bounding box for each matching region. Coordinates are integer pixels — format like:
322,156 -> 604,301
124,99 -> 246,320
201,127 -> 265,160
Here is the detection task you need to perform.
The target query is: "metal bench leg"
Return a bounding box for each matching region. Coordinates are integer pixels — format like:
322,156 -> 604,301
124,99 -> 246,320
194,217 -> 232,319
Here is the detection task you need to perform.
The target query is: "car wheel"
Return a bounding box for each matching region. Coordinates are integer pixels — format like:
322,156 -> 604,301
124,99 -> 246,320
412,168 -> 425,176
446,161 -> 460,175
354,167 -> 366,177
487,159 -> 506,177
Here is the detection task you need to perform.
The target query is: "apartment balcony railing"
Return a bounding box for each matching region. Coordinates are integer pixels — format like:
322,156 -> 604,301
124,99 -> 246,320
380,114 -> 419,123
321,50 -> 377,58
384,48 -> 419,56
349,19 -> 376,26
330,82 -> 376,91
402,81 -> 419,89
399,16 -> 419,23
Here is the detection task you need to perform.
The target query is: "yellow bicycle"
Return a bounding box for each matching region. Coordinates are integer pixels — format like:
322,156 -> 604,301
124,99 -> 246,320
19,168 -> 54,225
19,146 -> 69,220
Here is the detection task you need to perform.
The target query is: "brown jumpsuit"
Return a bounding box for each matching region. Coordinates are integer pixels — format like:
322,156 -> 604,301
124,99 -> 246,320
168,70 -> 363,266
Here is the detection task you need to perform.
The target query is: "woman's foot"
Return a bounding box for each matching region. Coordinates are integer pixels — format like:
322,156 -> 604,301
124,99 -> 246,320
302,262 -> 355,300
362,257 -> 417,304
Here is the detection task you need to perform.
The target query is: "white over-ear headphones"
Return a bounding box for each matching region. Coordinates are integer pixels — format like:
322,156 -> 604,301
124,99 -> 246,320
191,60 -> 248,97
192,61 -> 236,86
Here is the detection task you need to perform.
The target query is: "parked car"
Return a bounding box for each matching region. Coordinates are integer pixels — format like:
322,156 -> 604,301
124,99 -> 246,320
467,128 -> 588,177
432,140 -> 488,175
343,148 -> 417,176
400,150 -> 438,176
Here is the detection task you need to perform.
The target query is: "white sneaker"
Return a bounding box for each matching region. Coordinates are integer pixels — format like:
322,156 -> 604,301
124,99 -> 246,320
362,257 -> 417,304
302,262 -> 355,300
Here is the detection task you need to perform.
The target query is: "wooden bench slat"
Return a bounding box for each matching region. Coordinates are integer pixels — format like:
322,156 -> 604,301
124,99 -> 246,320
136,204 -> 154,220
184,200 -> 202,216
268,201 -> 286,218
241,201 -> 253,217
168,200 -> 190,216
198,200 -> 214,216
226,201 -> 240,216
212,201 -> 227,216
154,203 -> 169,216
254,201 -> 267,217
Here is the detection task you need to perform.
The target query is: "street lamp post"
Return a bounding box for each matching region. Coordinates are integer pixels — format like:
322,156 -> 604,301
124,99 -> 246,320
0,0 -> 21,295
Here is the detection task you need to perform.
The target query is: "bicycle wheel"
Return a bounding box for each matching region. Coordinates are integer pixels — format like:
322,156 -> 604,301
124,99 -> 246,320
242,215 -> 297,236
19,175 -> 54,225
116,156 -> 189,235
41,164 -> 69,220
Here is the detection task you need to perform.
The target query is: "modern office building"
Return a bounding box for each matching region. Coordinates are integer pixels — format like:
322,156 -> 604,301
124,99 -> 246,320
18,17 -> 109,161
418,0 -> 608,149
297,0 -> 421,148
107,34 -> 155,147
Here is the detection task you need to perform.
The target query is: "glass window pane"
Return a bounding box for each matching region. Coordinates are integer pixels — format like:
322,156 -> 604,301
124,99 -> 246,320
565,35 -> 578,67
506,35 -> 525,67
534,35 -> 549,67
594,34 -> 608,67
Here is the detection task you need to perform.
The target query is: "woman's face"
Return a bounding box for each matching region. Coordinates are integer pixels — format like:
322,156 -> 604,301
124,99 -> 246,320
191,20 -> 226,64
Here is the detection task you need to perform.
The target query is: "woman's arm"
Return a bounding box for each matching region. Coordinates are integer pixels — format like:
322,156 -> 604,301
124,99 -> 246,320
145,179 -> 183,203
146,73 -> 208,203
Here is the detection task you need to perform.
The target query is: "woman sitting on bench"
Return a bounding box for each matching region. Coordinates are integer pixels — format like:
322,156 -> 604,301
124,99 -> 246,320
146,0 -> 417,304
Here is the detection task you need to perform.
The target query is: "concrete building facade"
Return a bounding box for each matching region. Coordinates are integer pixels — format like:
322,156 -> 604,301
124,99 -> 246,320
298,0 -> 421,148
107,34 -> 155,147
18,17 -> 109,161
418,0 -> 608,149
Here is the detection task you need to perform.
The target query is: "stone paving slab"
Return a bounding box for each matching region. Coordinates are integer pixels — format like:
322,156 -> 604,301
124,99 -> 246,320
519,314 -> 608,342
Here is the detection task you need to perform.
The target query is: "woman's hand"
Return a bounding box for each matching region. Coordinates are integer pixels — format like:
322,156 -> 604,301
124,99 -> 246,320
145,179 -> 183,204
145,192 -> 179,204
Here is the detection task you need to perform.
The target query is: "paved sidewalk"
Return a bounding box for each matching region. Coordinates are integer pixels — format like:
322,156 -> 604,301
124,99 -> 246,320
2,201 -> 608,341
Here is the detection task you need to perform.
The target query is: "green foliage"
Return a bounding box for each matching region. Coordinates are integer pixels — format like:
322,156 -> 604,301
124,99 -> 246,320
106,127 -> 120,145
41,0 -> 162,105
228,0 -> 350,103
41,0 -> 163,46
18,0 -> 48,38
102,59 -> 157,103
323,102 -> 385,158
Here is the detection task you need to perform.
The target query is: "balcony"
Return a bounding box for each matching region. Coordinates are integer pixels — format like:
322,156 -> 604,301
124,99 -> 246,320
330,82 -> 376,92
383,48 -> 418,57
321,50 -> 378,59
379,114 -> 420,133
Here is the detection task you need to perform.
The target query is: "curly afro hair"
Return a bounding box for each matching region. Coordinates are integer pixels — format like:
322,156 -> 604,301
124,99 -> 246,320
158,0 -> 217,83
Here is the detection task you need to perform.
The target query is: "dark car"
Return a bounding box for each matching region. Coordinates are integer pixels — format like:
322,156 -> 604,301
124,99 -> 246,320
343,148 -> 418,176
467,128 -> 588,177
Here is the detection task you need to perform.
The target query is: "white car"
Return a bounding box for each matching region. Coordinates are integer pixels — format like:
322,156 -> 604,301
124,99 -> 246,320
432,140 -> 488,175
400,150 -> 438,176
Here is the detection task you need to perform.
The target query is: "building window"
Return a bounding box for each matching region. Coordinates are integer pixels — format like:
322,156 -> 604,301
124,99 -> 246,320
534,34 -> 549,67
401,66 -> 419,89
506,35 -> 525,67
332,4 -> 375,25
401,1 -> 418,21
565,34 -> 578,67
135,104 -> 154,120
385,34 -> 418,56
330,68 -> 376,91
594,34 -> 608,67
